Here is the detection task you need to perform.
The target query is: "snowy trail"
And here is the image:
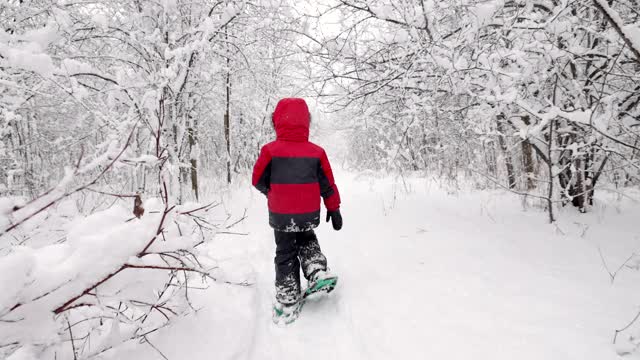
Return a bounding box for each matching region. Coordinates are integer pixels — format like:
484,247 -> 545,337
120,172 -> 640,360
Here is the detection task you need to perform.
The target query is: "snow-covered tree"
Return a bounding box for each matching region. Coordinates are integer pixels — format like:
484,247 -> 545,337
301,0 -> 640,220
0,0 -> 305,357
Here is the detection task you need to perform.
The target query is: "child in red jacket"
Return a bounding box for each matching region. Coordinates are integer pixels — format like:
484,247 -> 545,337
252,98 -> 342,323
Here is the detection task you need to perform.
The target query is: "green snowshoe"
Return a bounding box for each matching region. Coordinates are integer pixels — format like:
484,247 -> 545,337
303,271 -> 338,300
272,301 -> 304,325
272,271 -> 338,325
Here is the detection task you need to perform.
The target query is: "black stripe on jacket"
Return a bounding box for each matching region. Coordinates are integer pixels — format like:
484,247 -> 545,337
270,157 -> 319,184
255,161 -> 271,195
268,157 -> 335,199
317,163 -> 335,198
269,211 -> 320,232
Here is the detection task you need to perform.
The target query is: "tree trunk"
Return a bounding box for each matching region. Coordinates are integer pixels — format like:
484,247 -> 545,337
484,140 -> 497,177
547,118 -> 555,223
188,115 -> 199,201
572,157 -> 586,212
520,116 -> 536,190
224,27 -> 231,184
496,113 -> 516,189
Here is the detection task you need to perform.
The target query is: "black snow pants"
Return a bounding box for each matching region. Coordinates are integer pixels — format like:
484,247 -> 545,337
274,230 -> 327,305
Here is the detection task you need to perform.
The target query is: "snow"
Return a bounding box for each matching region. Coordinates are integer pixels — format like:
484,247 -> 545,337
624,23 -> 640,53
220,3 -> 241,24
515,102 -> 594,140
0,194 -> 212,356
2,1 -> 640,357
110,172 -> 640,360
60,59 -> 95,75
472,1 -> 503,27
369,4 -> 394,20
92,14 -> 109,30
0,22 -> 60,78
6,345 -> 38,360
22,29 -> 57,50
1,46 -> 56,77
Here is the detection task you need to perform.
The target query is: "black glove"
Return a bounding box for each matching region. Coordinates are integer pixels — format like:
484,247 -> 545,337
326,209 -> 342,231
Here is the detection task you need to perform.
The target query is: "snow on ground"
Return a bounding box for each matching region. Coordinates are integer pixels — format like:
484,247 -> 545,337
110,170 -> 640,360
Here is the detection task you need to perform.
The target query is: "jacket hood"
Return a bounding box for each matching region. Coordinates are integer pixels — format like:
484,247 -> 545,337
273,98 -> 309,142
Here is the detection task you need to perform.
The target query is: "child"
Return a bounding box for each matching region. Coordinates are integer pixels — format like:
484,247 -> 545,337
252,98 -> 342,322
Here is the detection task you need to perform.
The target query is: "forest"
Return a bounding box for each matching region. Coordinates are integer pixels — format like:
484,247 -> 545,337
1,0 -> 640,359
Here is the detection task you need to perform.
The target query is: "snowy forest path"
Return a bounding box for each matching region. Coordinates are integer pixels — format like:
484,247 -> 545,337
123,173 -> 640,360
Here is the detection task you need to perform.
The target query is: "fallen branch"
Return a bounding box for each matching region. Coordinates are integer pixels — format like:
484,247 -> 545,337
598,247 -> 637,283
225,208 -> 248,229
178,201 -> 219,215
614,309 -> 640,344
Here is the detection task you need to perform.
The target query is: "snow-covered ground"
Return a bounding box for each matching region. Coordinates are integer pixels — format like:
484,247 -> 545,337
110,170 -> 640,360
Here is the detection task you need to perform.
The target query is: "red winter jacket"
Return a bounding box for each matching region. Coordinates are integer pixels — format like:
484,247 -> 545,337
252,98 -> 341,232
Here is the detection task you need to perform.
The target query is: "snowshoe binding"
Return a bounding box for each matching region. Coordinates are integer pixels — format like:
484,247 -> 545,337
303,270 -> 338,300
